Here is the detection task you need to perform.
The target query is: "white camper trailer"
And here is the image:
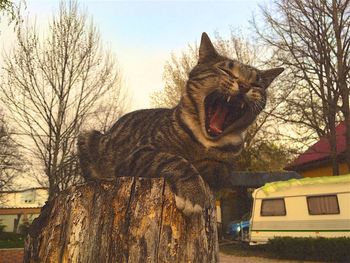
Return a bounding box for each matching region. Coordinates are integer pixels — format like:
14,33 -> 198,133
249,175 -> 350,245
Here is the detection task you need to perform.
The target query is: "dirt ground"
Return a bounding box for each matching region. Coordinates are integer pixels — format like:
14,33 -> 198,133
219,253 -> 322,263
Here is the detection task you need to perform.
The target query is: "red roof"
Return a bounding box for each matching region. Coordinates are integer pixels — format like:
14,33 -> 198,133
285,122 -> 346,170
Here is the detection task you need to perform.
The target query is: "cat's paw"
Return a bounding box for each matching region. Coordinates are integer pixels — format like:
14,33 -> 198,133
175,195 -> 203,216
173,184 -> 210,217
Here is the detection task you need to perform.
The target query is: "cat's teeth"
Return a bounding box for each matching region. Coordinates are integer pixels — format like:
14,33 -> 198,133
227,96 -> 231,102
241,103 -> 244,109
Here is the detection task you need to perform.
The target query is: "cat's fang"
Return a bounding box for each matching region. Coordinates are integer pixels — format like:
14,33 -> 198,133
218,68 -> 229,76
227,96 -> 231,102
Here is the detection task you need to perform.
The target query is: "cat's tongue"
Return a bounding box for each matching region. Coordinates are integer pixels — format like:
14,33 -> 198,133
209,104 -> 228,135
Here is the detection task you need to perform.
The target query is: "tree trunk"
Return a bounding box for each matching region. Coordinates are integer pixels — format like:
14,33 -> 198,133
13,214 -> 22,233
343,118 -> 350,174
24,177 -> 218,263
341,104 -> 350,174
328,114 -> 339,175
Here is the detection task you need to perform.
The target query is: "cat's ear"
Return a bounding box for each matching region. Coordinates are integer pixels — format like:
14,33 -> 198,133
198,32 -> 218,63
259,67 -> 284,88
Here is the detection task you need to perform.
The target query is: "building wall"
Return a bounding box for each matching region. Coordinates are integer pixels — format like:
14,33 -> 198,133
0,213 -> 40,232
300,162 -> 349,177
0,189 -> 48,208
0,188 -> 48,232
0,248 -> 24,263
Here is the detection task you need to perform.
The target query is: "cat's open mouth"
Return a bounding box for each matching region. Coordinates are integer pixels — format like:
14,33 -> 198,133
204,91 -> 248,137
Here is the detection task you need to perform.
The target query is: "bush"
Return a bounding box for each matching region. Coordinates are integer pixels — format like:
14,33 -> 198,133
0,231 -> 25,248
268,237 -> 350,262
220,237 -> 350,262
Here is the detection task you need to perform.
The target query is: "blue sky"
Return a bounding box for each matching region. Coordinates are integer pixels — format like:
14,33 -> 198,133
87,1 -> 262,49
1,0 -> 268,110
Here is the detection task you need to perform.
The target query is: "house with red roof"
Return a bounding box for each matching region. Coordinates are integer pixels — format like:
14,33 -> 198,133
285,122 -> 349,177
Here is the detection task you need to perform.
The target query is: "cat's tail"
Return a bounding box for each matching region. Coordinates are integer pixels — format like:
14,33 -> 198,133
77,130 -> 103,181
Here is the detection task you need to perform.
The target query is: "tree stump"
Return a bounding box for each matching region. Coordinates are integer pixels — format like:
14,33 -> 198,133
24,177 -> 219,263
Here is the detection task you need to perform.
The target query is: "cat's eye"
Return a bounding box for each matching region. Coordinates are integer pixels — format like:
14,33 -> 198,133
228,61 -> 234,69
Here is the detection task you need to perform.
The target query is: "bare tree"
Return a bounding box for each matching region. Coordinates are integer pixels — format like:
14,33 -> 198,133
0,0 -> 16,21
0,1 -> 126,198
150,30 -> 292,171
86,78 -> 128,133
254,0 -> 350,175
0,112 -> 23,203
0,0 -> 24,27
150,45 -> 198,108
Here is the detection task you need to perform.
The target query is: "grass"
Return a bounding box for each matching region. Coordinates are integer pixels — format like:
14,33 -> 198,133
0,232 -> 25,248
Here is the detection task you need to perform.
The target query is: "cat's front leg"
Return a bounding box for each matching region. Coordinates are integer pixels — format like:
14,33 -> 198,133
115,146 -> 210,216
165,166 -> 211,216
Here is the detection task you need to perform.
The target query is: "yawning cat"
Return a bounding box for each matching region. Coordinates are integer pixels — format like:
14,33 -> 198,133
78,33 -> 284,216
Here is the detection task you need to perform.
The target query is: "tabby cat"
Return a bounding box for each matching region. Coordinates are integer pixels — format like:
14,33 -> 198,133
78,33 -> 284,216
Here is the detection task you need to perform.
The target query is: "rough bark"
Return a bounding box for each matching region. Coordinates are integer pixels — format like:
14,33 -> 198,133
24,177 -> 218,263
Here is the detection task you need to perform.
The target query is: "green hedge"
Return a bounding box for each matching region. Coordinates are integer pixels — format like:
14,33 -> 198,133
220,237 -> 350,261
268,237 -> 350,262
0,232 -> 25,248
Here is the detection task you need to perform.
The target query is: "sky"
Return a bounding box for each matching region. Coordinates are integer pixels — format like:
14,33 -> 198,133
1,0 -> 268,110
0,0 -> 270,188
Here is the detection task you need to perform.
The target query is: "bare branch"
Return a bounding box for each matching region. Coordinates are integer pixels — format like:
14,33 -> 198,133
0,0 -> 127,198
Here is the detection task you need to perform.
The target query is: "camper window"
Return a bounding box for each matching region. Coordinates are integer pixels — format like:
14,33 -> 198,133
261,198 -> 286,216
307,195 -> 340,215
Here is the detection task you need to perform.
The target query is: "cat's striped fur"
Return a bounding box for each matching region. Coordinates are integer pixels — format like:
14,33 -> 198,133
78,33 -> 283,216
